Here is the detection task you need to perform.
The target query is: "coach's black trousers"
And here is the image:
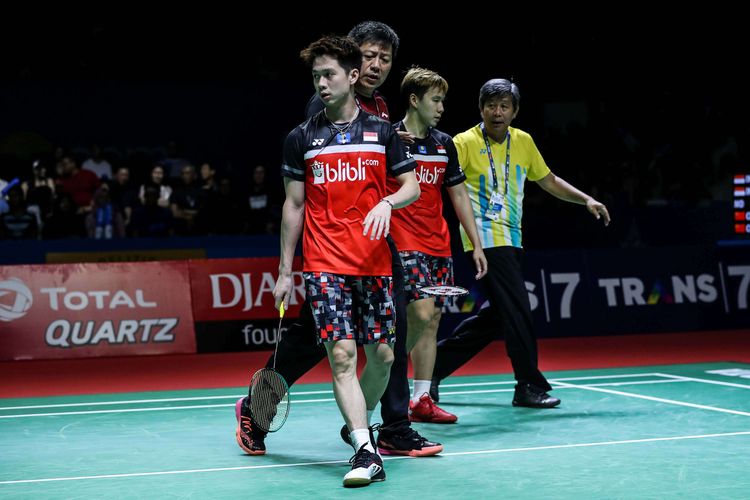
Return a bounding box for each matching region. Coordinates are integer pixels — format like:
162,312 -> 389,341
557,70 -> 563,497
433,246 -> 551,391
264,236 -> 411,430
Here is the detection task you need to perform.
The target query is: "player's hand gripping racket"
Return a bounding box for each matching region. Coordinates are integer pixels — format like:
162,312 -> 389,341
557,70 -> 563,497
417,285 -> 470,297
248,302 -> 290,432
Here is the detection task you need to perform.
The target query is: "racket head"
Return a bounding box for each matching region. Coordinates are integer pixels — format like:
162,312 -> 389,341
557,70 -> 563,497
249,367 -> 290,433
417,285 -> 470,297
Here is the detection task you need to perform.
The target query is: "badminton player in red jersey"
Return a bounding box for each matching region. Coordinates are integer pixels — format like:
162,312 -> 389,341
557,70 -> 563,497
236,22 -> 444,462
273,36 -> 419,487
389,67 -> 487,424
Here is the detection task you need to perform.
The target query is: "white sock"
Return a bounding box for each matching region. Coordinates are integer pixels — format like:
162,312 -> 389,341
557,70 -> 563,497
412,380 -> 431,403
367,409 -> 373,425
350,428 -> 374,453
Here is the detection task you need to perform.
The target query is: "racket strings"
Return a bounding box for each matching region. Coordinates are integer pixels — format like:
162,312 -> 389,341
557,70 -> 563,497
248,302 -> 290,433
419,285 -> 469,297
250,369 -> 289,431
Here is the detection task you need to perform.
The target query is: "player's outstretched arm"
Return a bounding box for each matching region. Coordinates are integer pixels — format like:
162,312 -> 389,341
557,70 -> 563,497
535,172 -> 611,226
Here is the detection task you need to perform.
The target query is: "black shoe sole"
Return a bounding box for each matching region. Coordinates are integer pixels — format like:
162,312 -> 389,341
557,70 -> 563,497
512,399 -> 561,408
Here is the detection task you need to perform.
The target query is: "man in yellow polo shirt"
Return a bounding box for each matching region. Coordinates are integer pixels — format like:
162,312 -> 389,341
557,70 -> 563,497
431,78 -> 610,410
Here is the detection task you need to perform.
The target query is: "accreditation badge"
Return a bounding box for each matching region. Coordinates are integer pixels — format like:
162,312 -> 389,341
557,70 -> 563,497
485,191 -> 504,221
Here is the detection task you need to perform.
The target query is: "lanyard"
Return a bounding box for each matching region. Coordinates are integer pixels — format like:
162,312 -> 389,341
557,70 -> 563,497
480,123 -> 511,196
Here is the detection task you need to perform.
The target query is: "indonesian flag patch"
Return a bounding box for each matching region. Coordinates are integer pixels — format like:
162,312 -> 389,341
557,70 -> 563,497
437,145 -> 446,154
363,131 -> 378,142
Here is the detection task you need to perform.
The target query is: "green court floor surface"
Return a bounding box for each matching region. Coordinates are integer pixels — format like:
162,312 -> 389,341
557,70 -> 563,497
2,362 -> 749,498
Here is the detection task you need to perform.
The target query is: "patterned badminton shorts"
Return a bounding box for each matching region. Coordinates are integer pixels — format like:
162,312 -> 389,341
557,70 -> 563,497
303,272 -> 396,345
399,251 -> 454,307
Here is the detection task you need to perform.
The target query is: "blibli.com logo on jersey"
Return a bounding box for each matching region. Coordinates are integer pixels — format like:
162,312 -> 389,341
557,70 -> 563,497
416,165 -> 445,185
313,159 -> 369,185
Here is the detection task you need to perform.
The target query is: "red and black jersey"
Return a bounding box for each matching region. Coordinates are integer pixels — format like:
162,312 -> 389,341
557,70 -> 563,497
282,111 -> 416,275
387,123 -> 466,257
305,91 -> 389,121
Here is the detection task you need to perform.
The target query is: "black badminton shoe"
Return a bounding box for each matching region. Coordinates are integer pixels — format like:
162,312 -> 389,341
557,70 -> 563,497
376,424 -> 443,457
512,382 -> 561,408
235,396 -> 267,455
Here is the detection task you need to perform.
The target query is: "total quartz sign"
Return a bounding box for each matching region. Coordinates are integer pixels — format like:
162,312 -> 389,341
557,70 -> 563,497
0,262 -> 196,360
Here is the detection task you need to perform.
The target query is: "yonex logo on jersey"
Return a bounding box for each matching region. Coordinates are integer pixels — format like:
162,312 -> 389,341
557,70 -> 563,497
480,148 -> 488,155
312,138 -> 324,146
312,159 -> 367,185
418,145 -> 427,154
416,165 -> 445,185
0,278 -> 33,322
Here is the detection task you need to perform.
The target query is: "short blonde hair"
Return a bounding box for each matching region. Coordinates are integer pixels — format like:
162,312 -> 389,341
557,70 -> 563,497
400,66 -> 448,108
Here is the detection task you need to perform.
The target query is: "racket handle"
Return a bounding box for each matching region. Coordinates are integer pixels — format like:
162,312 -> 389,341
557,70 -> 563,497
279,301 -> 285,318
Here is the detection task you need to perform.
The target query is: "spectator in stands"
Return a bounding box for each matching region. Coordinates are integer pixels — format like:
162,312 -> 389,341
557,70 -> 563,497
85,185 -> 125,239
245,164 -> 277,234
0,186 -> 38,240
170,164 -> 205,235
108,167 -> 138,227
81,144 -> 113,180
22,159 -> 56,230
130,185 -> 174,237
0,178 -> 8,214
138,164 -> 172,208
56,155 -> 100,213
199,162 -> 218,193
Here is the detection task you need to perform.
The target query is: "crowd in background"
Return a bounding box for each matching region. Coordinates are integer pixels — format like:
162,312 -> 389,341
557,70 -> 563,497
0,91 -> 744,247
0,142 -> 280,241
2,18 -> 746,248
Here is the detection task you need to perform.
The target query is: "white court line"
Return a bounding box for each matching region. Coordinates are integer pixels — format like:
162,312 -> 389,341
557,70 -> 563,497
0,373 -> 661,412
1,430 -> 748,485
437,372 -> 664,390
576,379 -> 688,388
0,398 -> 337,419
0,378 -> 690,419
442,379 -> 688,397
0,404 -> 235,419
653,373 -> 750,390
554,380 -> 750,417
552,373 -> 664,382
0,390 -> 333,411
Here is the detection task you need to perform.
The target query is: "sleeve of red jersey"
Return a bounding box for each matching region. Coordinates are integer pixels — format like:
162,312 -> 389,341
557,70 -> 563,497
383,122 -> 416,177
443,136 -> 467,187
280,128 -> 306,182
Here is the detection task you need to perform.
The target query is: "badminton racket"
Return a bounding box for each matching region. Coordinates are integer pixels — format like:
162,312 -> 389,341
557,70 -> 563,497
417,285 -> 470,297
248,302 -> 290,432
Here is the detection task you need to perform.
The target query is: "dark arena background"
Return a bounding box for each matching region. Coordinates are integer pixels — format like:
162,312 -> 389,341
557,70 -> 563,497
1,13 -> 748,498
